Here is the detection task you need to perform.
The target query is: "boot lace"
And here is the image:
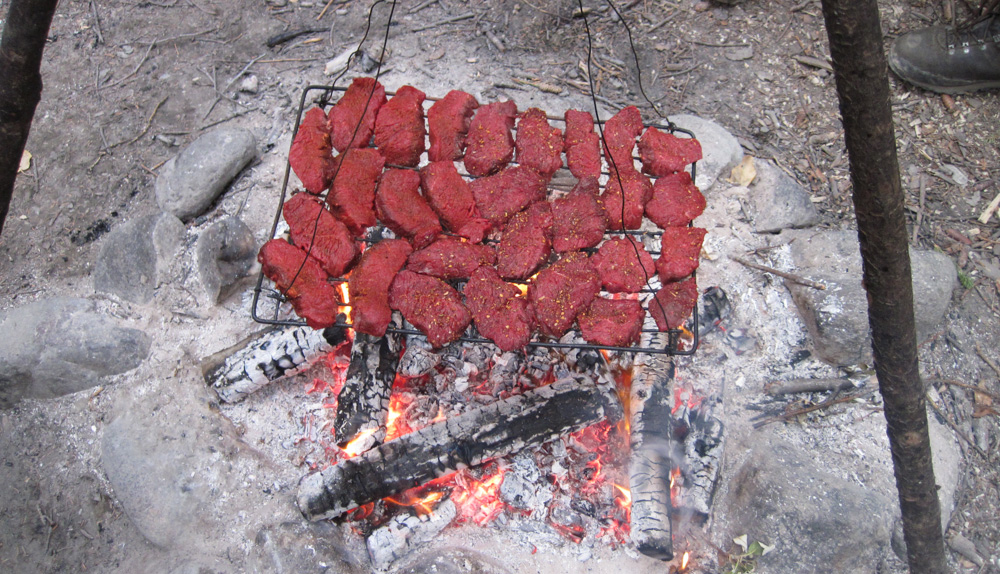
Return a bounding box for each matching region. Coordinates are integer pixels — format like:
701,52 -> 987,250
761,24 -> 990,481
945,14 -> 1000,54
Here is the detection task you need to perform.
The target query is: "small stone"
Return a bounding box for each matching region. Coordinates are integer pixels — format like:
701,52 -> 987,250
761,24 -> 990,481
725,45 -> 754,61
694,1 -> 711,12
746,160 -> 820,233
196,217 -> 257,304
239,74 -> 259,94
667,114 -> 743,191
94,213 -> 185,303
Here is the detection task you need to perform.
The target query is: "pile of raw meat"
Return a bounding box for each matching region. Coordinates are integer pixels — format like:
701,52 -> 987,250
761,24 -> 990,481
259,77 -> 706,352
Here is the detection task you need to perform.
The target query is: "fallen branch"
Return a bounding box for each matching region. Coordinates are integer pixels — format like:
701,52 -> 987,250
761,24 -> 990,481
412,12 -> 474,32
764,377 -> 860,396
730,255 -> 826,290
109,96 -> 168,148
752,387 -> 877,429
925,393 -> 988,459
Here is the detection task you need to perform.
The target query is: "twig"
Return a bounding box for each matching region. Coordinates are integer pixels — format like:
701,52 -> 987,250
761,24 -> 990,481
979,189 -> 1000,224
317,0 -> 337,20
927,393 -> 989,459
764,377 -> 860,396
109,97 -> 168,148
202,54 -> 265,120
687,38 -> 751,48
912,173 -> 927,244
930,378 -> 1000,403
753,388 -> 877,428
647,12 -> 675,32
975,342 -> 1000,379
408,0 -> 439,14
90,0 -> 105,45
412,12 -> 475,32
100,28 -> 216,89
730,255 -> 826,290
198,108 -> 255,132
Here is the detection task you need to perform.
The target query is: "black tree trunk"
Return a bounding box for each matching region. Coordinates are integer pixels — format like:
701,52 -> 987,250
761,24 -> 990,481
819,1 -> 947,572
0,0 -> 60,237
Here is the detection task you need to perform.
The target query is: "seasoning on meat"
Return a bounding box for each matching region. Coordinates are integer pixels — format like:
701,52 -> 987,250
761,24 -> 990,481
419,161 -> 491,243
405,236 -> 496,280
289,107 -> 334,194
638,127 -> 703,177
564,109 -> 602,180
375,168 -> 442,249
528,251 -> 601,338
551,177 -> 608,253
578,298 -> 644,347
282,193 -> 359,277
373,85 -> 427,167
427,90 -> 479,162
326,148 -> 385,235
388,270 -> 472,348
600,167 -> 653,230
515,108 -> 564,177
649,276 -> 698,331
464,100 -> 518,177
590,236 -> 656,293
601,105 -> 643,174
470,164 -> 548,229
645,171 -> 706,228
496,201 -> 553,280
328,77 -> 387,152
348,238 -> 413,337
655,227 -> 707,282
464,266 -> 535,352
258,239 -> 338,328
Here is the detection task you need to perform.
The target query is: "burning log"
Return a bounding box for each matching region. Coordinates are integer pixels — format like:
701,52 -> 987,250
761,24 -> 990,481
367,499 -> 457,571
203,326 -> 348,403
297,374 -> 623,521
333,326 -> 401,451
672,390 -> 724,517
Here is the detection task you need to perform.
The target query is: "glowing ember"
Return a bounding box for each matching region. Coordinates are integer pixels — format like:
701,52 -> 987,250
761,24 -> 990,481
385,490 -> 445,516
340,426 -> 378,457
337,281 -> 352,316
452,468 -> 506,525
613,484 -> 632,508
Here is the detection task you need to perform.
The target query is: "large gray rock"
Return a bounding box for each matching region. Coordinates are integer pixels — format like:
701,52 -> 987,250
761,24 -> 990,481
746,160 -> 820,233
0,298 -> 150,408
783,229 -> 956,366
248,521 -> 368,574
93,213 -> 185,304
196,217 -> 257,304
668,114 -> 743,191
155,127 -> 257,221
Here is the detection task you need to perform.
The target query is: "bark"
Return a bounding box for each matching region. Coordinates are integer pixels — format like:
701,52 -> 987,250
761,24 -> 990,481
333,330 -> 401,450
0,0 -> 60,237
819,1 -> 947,572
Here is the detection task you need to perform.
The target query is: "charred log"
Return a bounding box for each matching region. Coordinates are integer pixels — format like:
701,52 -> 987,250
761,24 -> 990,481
672,391 -> 723,516
333,328 -> 401,450
297,374 -> 623,521
367,499 -> 457,571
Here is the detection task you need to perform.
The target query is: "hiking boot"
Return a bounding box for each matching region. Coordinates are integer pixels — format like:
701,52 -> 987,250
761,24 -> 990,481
888,16 -> 1000,93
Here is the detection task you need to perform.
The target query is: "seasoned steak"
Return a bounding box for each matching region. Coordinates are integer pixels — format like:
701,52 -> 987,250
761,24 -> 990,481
348,239 -> 413,337
326,148 -> 385,235
405,236 -> 496,280
590,236 -> 656,293
373,85 -> 427,167
388,270 -> 472,348
515,108 -> 564,177
419,161 -> 491,243
551,177 -> 608,252
564,109 -> 595,147
283,193 -> 359,277
470,165 -> 548,229
289,107 -> 334,194
528,251 -> 601,338
258,239 -> 338,329
564,109 -> 601,179
649,276 -> 698,331
645,171 -> 706,228
464,100 -> 518,177
427,90 -> 479,162
601,105 -> 643,173
496,201 -> 553,280
638,127 -> 703,177
375,168 -> 442,249
328,77 -> 387,152
655,227 -> 707,282
464,266 -> 534,352
579,298 -> 644,347
600,168 -> 653,230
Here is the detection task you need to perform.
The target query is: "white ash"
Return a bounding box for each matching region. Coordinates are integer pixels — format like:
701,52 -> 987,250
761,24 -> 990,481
499,453 -> 553,511
398,335 -> 439,378
367,499 -> 458,571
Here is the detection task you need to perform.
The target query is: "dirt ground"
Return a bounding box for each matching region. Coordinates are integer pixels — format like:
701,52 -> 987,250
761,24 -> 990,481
1,0 -> 999,572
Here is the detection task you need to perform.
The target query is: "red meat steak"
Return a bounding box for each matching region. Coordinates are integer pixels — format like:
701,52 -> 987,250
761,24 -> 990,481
496,201 -> 553,280
600,168 -> 653,230
406,236 -> 496,280
551,177 -> 608,252
375,168 -> 442,249
328,77 -> 387,152
638,127 -> 703,177
655,227 -> 707,282
591,236 -> 655,293
389,270 -> 471,348
283,193 -> 359,277
289,107 -> 334,194
649,276 -> 698,331
528,251 -> 601,338
564,109 -> 601,179
373,85 -> 427,167
515,108 -> 564,177
258,239 -> 338,328
464,266 -> 534,352
645,171 -> 706,228
326,148 -> 385,235
348,239 -> 413,337
419,161 -> 491,243
564,109 -> 595,148
470,165 -> 547,229
579,298 -> 644,347
601,105 -> 643,173
428,90 -> 479,162
464,100 -> 518,176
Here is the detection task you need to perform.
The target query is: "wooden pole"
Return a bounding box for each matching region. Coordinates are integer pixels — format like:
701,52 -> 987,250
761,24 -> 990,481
818,1 -> 947,572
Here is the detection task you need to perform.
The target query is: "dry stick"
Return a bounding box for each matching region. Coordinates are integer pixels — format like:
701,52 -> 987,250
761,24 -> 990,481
109,96 -> 168,148
408,0 -> 439,14
89,0 -> 105,45
752,387 -> 877,428
101,28 -> 216,89
929,378 -> 1000,404
926,395 -> 988,459
764,377 -> 859,396
412,12 -> 475,32
202,54 -> 265,120
730,255 -> 827,290
912,173 -> 927,244
975,342 -> 1000,379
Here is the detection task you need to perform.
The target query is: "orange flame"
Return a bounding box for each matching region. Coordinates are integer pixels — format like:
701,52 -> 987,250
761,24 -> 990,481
681,551 -> 690,570
452,469 -> 507,525
385,490 -> 445,516
341,426 -> 378,457
613,484 -> 632,508
337,282 -> 352,317
670,467 -> 682,504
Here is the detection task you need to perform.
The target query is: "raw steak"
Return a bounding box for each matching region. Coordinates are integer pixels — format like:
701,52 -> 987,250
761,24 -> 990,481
601,105 -> 643,173
655,227 -> 707,282
348,239 -> 413,337
464,100 -> 518,177
328,77 -> 387,152
638,127 -> 703,176
564,109 -> 601,179
464,266 -> 534,352
470,165 -> 548,229
515,108 -> 563,177
419,161 -> 491,243
551,177 -> 608,252
427,90 -> 479,162
258,239 -> 338,328
649,276 -> 698,331
600,168 -> 653,230
388,270 -> 471,348
375,168 -> 442,249
578,298 -> 644,347
289,107 -> 334,194
496,201 -> 553,280
590,236 -> 656,293
528,251 -> 601,338
645,171 -> 706,228
283,193 -> 359,277
564,109 -> 595,147
405,236 -> 496,280
326,148 -> 385,235
373,85 -> 427,167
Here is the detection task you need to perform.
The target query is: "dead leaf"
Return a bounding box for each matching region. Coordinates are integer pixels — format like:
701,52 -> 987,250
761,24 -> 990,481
729,156 -> 756,187
973,391 -> 997,418
18,150 -> 31,173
